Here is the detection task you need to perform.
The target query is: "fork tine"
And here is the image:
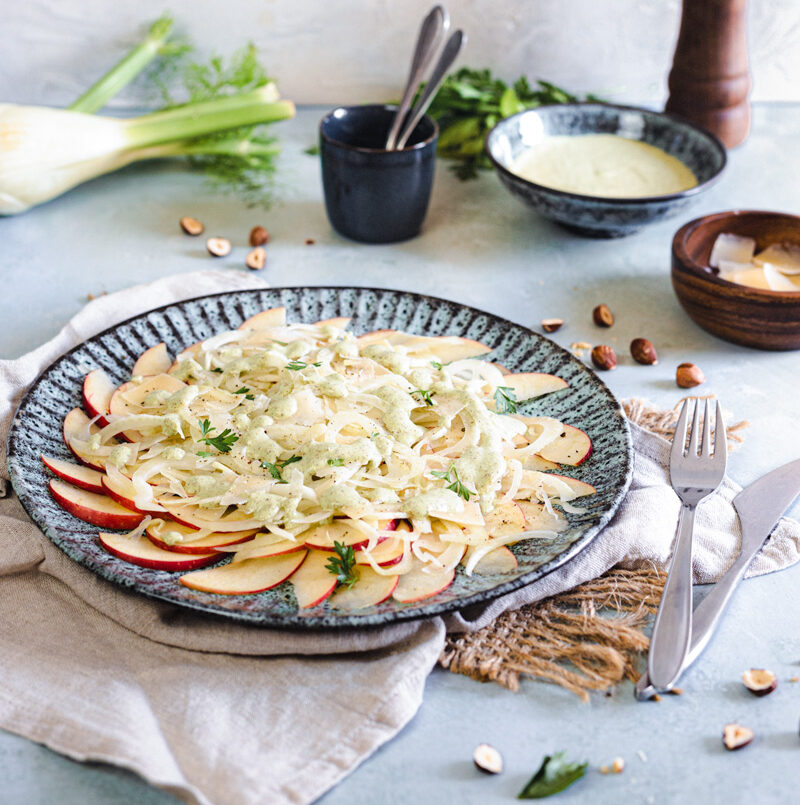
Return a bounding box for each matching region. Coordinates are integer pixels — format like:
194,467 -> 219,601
701,399 -> 712,457
689,397 -> 701,456
714,400 -> 726,458
671,399 -> 691,461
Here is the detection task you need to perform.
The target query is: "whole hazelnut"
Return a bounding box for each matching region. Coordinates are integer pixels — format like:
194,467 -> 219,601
592,303 -> 615,327
676,362 -> 705,388
630,338 -> 658,365
591,345 -> 617,370
249,225 -> 270,247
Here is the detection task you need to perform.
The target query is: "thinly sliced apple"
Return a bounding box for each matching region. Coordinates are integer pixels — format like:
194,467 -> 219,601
132,343 -> 172,376
355,536 -> 406,566
41,455 -> 104,494
145,522 -> 256,555
303,520 -> 385,551
101,473 -> 167,516
161,502 -> 261,533
538,424 -> 593,466
483,501 -> 525,537
109,374 -> 185,417
314,317 -> 352,331
516,500 -> 568,533
393,560 -> 455,603
434,501 -> 485,528
355,329 -> 399,347
468,545 -> 518,574
548,474 -> 596,498
99,532 -> 219,571
231,536 -> 307,563
63,407 -> 110,470
329,568 -> 399,611
502,372 -> 568,401
523,455 -> 560,472
179,550 -> 307,594
82,369 -> 116,426
395,335 -> 492,362
238,307 -> 287,330
289,550 -> 338,608
49,479 -> 143,530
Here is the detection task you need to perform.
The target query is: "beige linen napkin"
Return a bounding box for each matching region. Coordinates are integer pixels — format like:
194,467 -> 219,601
2,270 -> 799,805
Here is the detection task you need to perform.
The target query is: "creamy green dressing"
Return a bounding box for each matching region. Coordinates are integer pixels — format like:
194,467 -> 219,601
318,484 -> 368,513
374,385 -> 424,446
108,444 -> 132,468
361,344 -> 410,375
404,488 -> 465,519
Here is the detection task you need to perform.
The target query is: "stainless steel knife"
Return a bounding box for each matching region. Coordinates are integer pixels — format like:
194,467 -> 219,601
636,456 -> 800,700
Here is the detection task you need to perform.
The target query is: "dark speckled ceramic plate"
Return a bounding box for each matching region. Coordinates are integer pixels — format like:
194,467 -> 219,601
7,287 -> 632,629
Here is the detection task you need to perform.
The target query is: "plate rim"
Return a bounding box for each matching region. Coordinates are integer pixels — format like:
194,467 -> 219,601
7,285 -> 633,630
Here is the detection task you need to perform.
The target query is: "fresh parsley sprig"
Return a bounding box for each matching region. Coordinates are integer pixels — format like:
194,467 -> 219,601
261,455 -> 302,482
494,385 -> 518,414
431,464 -> 472,501
325,541 -> 360,589
197,419 -> 239,453
412,389 -> 436,406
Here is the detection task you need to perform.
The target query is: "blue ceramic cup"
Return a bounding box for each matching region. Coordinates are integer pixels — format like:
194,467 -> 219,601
319,105 -> 438,243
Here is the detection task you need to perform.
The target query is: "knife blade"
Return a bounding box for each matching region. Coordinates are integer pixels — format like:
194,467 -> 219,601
636,456 -> 800,700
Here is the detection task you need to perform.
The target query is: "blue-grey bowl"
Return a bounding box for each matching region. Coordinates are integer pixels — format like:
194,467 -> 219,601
485,103 -> 727,238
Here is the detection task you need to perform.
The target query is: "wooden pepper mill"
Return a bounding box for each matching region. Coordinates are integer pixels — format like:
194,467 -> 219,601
665,0 -> 750,148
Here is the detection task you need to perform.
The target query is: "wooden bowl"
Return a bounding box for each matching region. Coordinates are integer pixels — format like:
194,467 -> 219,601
672,211 -> 800,350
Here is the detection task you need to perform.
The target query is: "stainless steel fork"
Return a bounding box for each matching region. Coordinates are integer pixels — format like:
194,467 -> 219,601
644,398 -> 727,693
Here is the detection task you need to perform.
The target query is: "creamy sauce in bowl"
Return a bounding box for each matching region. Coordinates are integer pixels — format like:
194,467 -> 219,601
510,134 -> 698,199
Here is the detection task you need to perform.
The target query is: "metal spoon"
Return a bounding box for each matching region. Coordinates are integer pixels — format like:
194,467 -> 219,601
394,29 -> 466,150
385,6 -> 449,151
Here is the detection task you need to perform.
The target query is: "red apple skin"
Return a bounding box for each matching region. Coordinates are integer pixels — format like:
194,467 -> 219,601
49,480 -> 143,530
146,530 -> 255,555
179,550 -> 307,595
62,409 -> 106,471
393,568 -> 455,604
99,533 -> 219,571
41,455 -> 104,494
82,369 -> 115,427
100,476 -> 167,518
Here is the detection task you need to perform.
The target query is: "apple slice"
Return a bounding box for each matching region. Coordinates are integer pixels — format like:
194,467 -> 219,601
82,369 -> 116,426
393,559 -> 455,603
132,343 -> 172,376
434,501 -> 485,528
145,522 -> 256,555
238,306 -> 287,330
99,532 -> 219,571
63,407 -> 109,470
161,502 -> 262,533
483,501 -> 526,537
41,455 -> 104,494
355,329 -> 399,347
547,473 -> 596,498
230,536 -> 307,563
49,479 -> 143,530
101,473 -> 167,516
501,372 -> 568,401
289,550 -> 338,608
303,520 -> 383,551
179,550 -> 307,594
415,335 -> 492,362
329,568 -> 399,611
109,374 -> 186,417
523,455 -> 560,472
516,500 -> 568,533
355,536 -> 406,566
468,545 -> 518,574
538,424 -> 593,466
314,317 -> 352,331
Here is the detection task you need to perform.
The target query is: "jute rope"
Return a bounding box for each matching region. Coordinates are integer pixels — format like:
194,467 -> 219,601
439,397 -> 749,700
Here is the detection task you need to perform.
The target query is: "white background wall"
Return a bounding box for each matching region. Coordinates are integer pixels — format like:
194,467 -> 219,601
2,0 -> 799,110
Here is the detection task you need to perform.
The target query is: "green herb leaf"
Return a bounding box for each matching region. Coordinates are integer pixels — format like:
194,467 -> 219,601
304,144 -> 320,156
494,385 -> 518,414
280,455 -> 302,467
233,387 -> 250,395
327,458 -> 345,467
325,541 -> 360,589
196,451 -> 214,458
430,361 -> 443,370
412,389 -> 436,406
260,460 -> 288,483
198,419 -> 239,453
211,367 -> 224,373
518,752 -> 588,799
286,360 -> 321,371
431,464 -> 472,501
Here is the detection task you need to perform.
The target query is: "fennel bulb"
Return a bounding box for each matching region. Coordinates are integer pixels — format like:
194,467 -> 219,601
0,85 -> 294,215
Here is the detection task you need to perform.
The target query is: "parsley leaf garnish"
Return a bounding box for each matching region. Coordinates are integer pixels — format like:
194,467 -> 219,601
233,386 -> 250,394
327,458 -> 345,466
280,455 -> 302,467
431,464 -> 472,501
197,418 -> 239,453
430,360 -> 443,370
494,385 -> 518,414
517,752 -> 587,799
325,541 -> 360,589
260,460 -> 288,483
286,360 -> 322,371
412,389 -> 436,406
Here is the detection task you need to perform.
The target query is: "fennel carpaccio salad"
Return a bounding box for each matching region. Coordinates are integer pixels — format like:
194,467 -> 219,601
44,307 -> 595,611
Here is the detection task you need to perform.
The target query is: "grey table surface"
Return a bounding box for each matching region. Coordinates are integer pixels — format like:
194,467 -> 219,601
2,104 -> 799,804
